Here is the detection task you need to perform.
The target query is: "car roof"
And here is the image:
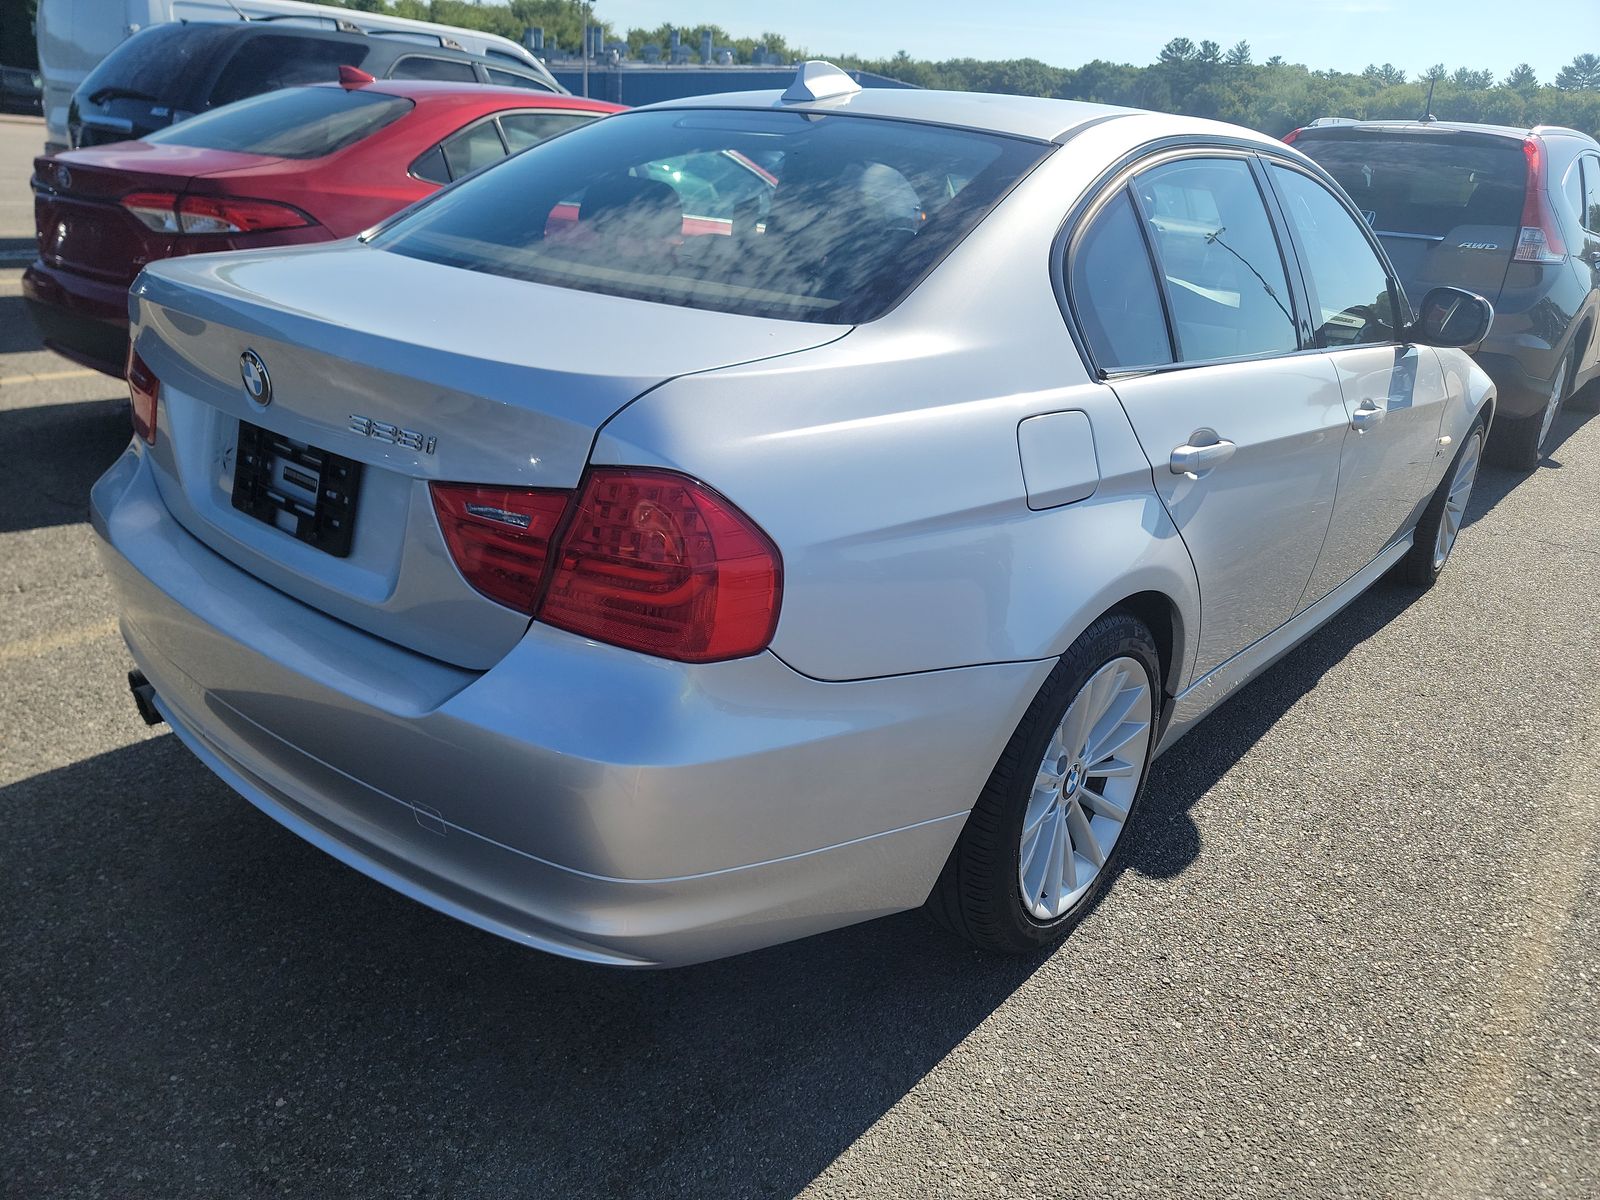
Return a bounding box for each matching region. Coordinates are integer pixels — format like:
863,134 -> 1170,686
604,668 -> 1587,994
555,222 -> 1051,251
1296,118 -> 1591,143
635,87 -> 1155,144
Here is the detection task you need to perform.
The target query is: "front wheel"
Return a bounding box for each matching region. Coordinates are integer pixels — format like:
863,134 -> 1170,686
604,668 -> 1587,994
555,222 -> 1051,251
927,613 -> 1159,955
1395,419 -> 1484,587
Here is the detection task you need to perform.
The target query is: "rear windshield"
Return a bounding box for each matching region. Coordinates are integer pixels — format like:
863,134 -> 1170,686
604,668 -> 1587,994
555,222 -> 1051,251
1294,133 -> 1527,236
143,88 -> 413,159
373,108 -> 1048,323
76,23 -> 240,111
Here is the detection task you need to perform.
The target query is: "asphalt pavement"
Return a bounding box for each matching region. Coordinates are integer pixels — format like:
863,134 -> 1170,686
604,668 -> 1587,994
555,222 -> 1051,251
1,112 -> 1596,1199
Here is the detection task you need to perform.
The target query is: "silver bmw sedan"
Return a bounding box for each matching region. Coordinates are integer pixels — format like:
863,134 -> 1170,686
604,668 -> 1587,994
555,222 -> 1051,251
93,63 -> 1496,966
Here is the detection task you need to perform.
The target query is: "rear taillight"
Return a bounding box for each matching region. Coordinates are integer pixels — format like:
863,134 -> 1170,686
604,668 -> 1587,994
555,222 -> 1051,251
541,469 -> 782,663
431,468 -> 783,662
430,484 -> 571,614
120,191 -> 312,235
1513,137 -> 1567,265
1281,127 -> 1302,145
125,345 -> 158,445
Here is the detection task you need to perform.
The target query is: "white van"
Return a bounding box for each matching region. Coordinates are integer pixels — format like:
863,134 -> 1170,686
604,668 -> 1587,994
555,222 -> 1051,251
35,0 -> 554,152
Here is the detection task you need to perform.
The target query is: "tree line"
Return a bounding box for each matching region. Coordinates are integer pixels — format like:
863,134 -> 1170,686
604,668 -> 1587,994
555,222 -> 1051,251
268,3 -> 1600,136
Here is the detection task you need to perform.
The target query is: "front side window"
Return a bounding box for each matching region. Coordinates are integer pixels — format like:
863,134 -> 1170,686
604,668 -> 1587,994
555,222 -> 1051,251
1069,188 -> 1173,370
499,111 -> 600,153
1271,165 -> 1398,347
143,87 -> 412,159
374,108 -> 1048,323
210,37 -> 368,109
1131,157 -> 1299,363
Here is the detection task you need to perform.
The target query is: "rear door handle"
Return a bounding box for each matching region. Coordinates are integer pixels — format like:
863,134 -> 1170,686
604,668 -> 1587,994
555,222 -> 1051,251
1350,399 -> 1384,431
1169,437 -> 1237,476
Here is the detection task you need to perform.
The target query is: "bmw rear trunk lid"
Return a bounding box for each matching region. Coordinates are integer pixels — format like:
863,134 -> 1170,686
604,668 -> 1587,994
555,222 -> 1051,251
130,242 -> 848,670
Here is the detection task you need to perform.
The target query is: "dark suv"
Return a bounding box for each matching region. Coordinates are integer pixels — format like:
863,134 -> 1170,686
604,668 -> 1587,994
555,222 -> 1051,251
70,20 -> 563,150
1289,120 -> 1600,468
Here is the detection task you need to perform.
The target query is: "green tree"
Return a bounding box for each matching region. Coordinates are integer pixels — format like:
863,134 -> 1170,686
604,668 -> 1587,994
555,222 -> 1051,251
1265,54 -> 1284,67
1423,63 -> 1448,81
1555,53 -> 1600,90
1452,66 -> 1494,90
1197,40 -> 1223,65
1158,37 -> 1196,63
1224,40 -> 1252,67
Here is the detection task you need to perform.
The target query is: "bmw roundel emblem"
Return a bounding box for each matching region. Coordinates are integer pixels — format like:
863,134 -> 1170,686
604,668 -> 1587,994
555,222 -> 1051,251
240,349 -> 271,406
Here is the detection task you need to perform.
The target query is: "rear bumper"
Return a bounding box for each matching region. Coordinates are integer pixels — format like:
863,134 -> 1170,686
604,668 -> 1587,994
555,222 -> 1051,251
22,259 -> 129,377
91,445 -> 1048,966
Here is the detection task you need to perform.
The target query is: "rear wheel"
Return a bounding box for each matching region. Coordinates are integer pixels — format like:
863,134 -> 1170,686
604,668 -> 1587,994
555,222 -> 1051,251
1396,419 -> 1484,587
1492,352 -> 1571,470
927,613 -> 1159,955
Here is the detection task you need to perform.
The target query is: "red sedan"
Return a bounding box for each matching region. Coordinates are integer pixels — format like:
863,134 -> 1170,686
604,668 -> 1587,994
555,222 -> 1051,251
24,75 -> 622,376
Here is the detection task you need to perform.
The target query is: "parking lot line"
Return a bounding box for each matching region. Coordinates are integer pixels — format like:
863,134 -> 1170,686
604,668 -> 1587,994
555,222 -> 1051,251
0,617 -> 119,666
1,367 -> 101,385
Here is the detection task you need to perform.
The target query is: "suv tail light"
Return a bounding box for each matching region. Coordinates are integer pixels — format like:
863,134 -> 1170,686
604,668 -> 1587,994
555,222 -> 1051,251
1513,137 -> 1567,264
431,468 -> 783,663
120,191 -> 313,235
125,345 -> 158,444
1281,127 -> 1302,145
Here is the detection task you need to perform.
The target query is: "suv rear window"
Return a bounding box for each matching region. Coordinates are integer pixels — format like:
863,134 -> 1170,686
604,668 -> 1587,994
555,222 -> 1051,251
210,35 -> 372,109
75,23 -> 239,113
374,108 -> 1047,323
143,87 -> 413,159
1293,133 -> 1527,236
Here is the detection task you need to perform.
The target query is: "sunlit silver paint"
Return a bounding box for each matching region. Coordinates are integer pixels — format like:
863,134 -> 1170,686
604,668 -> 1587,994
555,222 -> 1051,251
94,89 -> 1495,965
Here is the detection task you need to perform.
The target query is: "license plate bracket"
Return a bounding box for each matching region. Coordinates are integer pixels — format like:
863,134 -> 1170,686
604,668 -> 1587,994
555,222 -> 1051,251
230,421 -> 362,558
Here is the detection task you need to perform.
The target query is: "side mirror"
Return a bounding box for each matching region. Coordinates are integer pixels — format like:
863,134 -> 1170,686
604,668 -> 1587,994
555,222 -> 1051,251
1408,286 -> 1494,348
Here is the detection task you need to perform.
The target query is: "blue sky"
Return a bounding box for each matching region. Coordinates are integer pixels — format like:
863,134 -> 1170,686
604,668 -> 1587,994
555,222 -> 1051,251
590,1 -> 1596,83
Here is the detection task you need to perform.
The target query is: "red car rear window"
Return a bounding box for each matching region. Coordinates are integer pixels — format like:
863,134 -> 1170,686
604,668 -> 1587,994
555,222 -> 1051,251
143,87 -> 413,160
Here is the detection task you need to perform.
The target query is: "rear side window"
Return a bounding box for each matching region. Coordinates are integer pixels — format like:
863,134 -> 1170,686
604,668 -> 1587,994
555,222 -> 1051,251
210,36 -> 370,109
143,87 -> 413,159
441,120 -> 508,178
1294,134 -> 1526,236
1271,165 -> 1398,347
390,57 -> 478,83
500,111 -> 599,152
1583,156 -> 1600,233
375,108 -> 1047,324
1070,189 -> 1173,369
1131,157 -> 1299,363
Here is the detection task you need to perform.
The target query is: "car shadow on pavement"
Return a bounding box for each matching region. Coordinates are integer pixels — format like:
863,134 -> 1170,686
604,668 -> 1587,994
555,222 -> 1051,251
0,293 -> 47,355
0,396 -> 129,533
1463,399 -> 1597,531
2,576 -> 1434,1199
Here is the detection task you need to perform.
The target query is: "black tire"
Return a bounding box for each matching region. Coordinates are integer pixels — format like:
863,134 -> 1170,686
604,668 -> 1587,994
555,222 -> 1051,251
1395,418 -> 1485,588
1489,349 -> 1575,470
926,612 -> 1160,955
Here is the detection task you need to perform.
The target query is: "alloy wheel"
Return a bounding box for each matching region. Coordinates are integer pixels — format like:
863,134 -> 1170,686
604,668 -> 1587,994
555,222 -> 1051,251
1018,656 -> 1153,921
1536,358 -> 1569,454
1432,429 -> 1483,571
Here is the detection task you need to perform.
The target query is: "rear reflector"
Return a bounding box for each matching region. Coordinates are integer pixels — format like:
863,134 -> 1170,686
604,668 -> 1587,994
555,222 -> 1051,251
1513,137 -> 1567,265
430,483 -> 571,613
125,345 -> 158,445
121,191 -> 312,235
540,469 -> 782,663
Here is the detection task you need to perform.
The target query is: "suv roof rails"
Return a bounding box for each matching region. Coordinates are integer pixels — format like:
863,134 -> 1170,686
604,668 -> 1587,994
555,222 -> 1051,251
247,13 -> 364,33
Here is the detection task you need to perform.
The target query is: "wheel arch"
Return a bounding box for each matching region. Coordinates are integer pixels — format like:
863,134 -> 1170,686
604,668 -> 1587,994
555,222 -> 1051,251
1106,589 -> 1186,704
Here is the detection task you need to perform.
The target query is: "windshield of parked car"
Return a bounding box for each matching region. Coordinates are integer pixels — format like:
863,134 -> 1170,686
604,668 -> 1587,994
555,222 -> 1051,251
372,108 -> 1049,323
142,88 -> 414,159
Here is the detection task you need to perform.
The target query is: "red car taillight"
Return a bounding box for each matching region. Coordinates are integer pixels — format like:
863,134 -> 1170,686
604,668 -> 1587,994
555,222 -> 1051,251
431,468 -> 783,663
1512,137 -> 1567,265
125,345 -> 158,445
120,191 -> 312,235
430,484 -> 572,614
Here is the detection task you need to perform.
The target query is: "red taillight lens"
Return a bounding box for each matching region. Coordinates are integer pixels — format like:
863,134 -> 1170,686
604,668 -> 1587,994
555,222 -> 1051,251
1513,137 -> 1567,265
120,190 -> 310,236
176,195 -> 311,235
430,483 -> 572,614
121,190 -> 181,232
125,345 -> 159,445
1281,127 -> 1302,145
540,469 -> 782,663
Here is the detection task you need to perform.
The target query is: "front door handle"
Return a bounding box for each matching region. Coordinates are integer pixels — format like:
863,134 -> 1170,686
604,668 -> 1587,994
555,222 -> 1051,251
1169,437 -> 1237,476
1350,399 -> 1384,431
